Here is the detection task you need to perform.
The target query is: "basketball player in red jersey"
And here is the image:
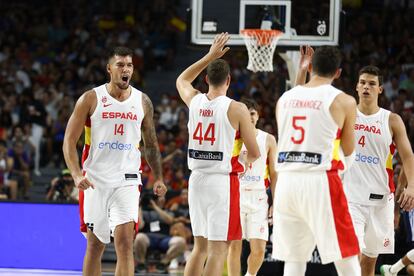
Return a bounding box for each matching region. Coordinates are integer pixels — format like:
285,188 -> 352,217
176,33 -> 260,276
63,47 -> 167,276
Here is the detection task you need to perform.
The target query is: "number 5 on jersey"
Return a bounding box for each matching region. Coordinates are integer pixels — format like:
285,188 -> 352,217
193,122 -> 216,145
291,116 -> 306,144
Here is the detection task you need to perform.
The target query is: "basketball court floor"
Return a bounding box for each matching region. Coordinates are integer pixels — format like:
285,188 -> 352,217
0,268 -> 183,276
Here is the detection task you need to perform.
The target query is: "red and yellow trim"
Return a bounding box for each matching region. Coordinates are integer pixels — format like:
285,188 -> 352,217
231,131 -> 244,174
330,129 -> 345,171
386,143 -> 396,193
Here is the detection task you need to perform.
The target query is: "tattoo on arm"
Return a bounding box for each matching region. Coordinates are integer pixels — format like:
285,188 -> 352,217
142,93 -> 163,180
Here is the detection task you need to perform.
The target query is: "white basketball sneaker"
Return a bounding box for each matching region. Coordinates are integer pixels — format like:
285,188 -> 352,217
380,264 -> 397,276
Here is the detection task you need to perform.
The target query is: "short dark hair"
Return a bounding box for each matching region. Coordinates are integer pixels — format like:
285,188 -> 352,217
312,46 -> 341,77
358,65 -> 383,86
108,46 -> 133,63
206,59 -> 230,86
241,98 -> 259,111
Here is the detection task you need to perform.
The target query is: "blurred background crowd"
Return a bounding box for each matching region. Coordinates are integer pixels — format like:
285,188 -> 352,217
1,0 -> 414,274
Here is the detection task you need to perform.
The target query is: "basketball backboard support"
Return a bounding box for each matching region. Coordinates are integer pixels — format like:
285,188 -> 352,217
190,0 -> 341,47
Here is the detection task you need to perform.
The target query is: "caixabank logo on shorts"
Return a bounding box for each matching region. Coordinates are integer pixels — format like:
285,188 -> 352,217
98,140 -> 133,151
278,151 -> 322,164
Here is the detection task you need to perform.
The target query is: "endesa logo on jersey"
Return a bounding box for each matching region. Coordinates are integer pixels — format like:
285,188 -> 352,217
355,153 -> 379,164
240,175 -> 261,182
98,140 -> 133,151
278,151 -> 321,165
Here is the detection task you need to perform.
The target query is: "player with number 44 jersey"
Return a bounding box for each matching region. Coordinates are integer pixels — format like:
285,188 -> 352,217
176,33 -> 260,276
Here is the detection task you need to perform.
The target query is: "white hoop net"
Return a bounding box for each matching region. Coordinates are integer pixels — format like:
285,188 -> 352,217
240,29 -> 283,73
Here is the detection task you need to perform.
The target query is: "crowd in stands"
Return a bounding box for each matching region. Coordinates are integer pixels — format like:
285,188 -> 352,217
1,0 -> 414,273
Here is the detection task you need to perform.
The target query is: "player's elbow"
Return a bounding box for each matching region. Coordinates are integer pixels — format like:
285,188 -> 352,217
176,77 -> 187,92
248,150 -> 261,162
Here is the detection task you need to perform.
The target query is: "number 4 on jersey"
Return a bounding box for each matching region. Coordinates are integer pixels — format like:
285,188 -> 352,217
193,122 -> 216,145
358,135 -> 366,147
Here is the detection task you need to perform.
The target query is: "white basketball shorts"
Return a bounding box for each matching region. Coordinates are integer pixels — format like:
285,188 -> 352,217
348,194 -> 395,257
272,171 -> 360,264
188,171 -> 241,241
240,188 -> 269,241
79,185 -> 140,244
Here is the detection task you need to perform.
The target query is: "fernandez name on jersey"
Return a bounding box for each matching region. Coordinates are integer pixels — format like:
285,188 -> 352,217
278,151 -> 322,165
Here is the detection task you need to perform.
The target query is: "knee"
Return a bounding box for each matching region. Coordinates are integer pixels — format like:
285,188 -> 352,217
250,247 -> 265,258
193,244 -> 208,259
116,237 -> 134,255
360,255 -> 377,268
229,242 -> 242,256
170,236 -> 186,252
87,238 -> 105,255
134,234 -> 149,249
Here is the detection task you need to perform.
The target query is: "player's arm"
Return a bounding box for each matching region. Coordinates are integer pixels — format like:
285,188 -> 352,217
266,134 -> 278,200
62,91 -> 95,190
229,102 -> 260,163
295,45 -> 314,86
176,32 -> 230,107
333,94 -> 357,157
150,199 -> 174,225
141,93 -> 167,197
390,113 -> 414,210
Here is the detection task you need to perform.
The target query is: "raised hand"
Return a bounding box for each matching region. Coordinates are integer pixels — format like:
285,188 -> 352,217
207,32 -> 230,60
298,45 -> 314,71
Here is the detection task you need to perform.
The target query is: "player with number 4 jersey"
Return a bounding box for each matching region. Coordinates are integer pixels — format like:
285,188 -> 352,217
274,46 -> 360,276
341,66 -> 414,276
176,33 -> 260,276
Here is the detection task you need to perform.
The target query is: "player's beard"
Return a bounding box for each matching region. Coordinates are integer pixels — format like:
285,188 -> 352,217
117,81 -> 129,90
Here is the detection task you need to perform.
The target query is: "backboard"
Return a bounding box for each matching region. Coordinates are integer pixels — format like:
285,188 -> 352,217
190,0 -> 341,47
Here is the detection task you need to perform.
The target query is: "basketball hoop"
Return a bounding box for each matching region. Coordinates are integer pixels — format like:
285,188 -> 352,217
240,29 -> 283,72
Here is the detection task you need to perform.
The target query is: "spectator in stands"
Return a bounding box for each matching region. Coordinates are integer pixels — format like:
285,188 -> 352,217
45,169 -> 78,202
134,195 -> 188,273
19,91 -> 47,176
8,141 -> 31,199
0,140 -> 18,200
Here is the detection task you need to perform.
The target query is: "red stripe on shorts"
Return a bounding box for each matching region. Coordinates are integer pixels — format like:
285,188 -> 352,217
79,190 -> 87,233
326,171 -> 360,258
227,174 -> 242,240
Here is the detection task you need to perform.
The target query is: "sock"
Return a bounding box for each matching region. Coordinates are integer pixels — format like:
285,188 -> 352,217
390,260 -> 405,273
334,255 -> 360,276
407,249 -> 414,262
244,273 -> 255,276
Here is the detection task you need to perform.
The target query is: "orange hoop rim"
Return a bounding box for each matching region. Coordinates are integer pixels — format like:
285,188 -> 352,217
240,29 -> 283,46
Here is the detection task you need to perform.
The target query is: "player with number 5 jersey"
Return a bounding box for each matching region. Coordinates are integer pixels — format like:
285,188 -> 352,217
176,33 -> 260,276
274,46 -> 360,276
